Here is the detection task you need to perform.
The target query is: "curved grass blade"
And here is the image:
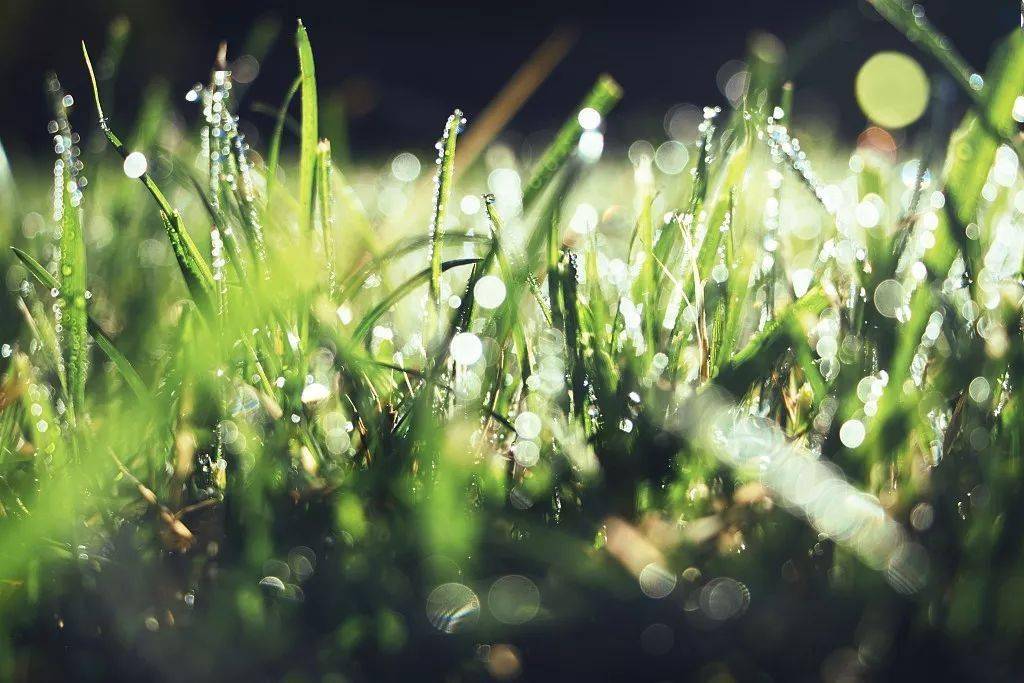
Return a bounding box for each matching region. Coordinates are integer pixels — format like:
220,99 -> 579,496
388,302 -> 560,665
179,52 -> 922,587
265,74 -> 301,219
159,210 -> 215,312
83,42 -> 215,312
868,1 -> 1024,157
939,32 -> 1024,283
652,106 -> 722,275
337,232 -> 489,302
454,28 -> 577,178
354,258 -> 481,344
484,196 -> 550,325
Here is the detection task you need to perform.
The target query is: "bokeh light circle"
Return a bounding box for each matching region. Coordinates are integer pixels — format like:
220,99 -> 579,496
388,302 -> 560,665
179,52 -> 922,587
488,575 -> 540,624
426,582 -> 480,633
855,52 -> 929,129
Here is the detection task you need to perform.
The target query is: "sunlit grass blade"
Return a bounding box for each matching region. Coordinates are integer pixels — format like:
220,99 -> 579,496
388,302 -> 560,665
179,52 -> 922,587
653,106 -> 721,275
83,42 -> 215,312
316,139 -> 337,297
714,285 -> 828,396
12,247 -> 147,400
939,32 -> 1024,283
296,20 -> 318,233
630,193 -> 657,358
428,110 -> 464,324
868,1 -> 1024,157
521,74 -> 622,211
864,3 -> 977,103
337,232 -> 488,302
264,74 -> 301,220
354,258 -> 481,344
454,28 -> 576,177
48,79 -> 88,415
159,210 -> 216,312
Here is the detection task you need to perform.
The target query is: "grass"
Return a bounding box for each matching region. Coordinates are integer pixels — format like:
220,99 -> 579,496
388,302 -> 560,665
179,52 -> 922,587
0,9 -> 1023,681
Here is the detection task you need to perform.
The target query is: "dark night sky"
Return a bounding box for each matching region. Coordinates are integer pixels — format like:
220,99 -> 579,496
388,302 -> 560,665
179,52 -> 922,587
0,0 -> 1015,158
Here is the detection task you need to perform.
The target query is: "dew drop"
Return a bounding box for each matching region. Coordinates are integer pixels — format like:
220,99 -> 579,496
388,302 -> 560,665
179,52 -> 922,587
473,275 -> 507,309
450,332 -> 483,365
577,107 -> 602,131
514,411 -> 542,440
123,151 -> 148,179
839,419 -> 866,448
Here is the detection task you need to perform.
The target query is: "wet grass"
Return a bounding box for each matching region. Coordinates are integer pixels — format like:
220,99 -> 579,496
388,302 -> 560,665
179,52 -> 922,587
1,10 -> 1023,681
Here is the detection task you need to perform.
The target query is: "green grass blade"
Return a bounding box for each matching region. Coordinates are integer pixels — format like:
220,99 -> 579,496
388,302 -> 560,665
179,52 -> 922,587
316,139 -> 338,297
83,42 -> 215,311
521,75 -> 622,211
653,106 -> 722,274
265,74 -> 301,219
12,247 -> 147,400
354,258 -> 481,344
58,170 -> 88,413
869,1 -> 1024,157
940,32 -> 1024,281
296,20 -> 319,233
484,198 -> 550,325
159,210 -> 216,312
714,285 -> 829,396
49,86 -> 88,414
428,110 -> 465,320
866,1 -> 981,105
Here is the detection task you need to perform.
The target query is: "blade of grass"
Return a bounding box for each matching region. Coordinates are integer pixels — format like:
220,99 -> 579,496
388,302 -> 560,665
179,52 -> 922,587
454,27 -> 577,178
428,110 -> 465,328
316,139 -> 338,297
714,285 -> 829,397
521,75 -> 622,211
49,81 -> 88,415
296,20 -> 318,233
83,42 -> 215,312
12,247 -> 147,400
939,32 -> 1024,284
354,258 -> 481,344
868,1 -> 1024,158
264,74 -> 301,220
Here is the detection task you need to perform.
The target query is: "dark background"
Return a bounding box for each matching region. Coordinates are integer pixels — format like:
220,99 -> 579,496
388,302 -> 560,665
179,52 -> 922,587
0,0 -> 1015,158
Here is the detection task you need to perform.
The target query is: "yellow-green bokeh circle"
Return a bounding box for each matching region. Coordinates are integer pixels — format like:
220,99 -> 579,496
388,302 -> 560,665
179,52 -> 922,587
855,52 -> 930,129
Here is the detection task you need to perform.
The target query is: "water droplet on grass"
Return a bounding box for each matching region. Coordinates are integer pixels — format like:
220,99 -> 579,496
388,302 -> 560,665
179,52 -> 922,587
840,419 -> 866,448
577,107 -> 602,131
512,440 -> 540,468
473,275 -> 506,309
451,332 -> 483,365
699,577 -> 750,620
123,151 -> 148,179
301,382 -> 330,404
514,411 -> 542,440
873,279 -> 904,319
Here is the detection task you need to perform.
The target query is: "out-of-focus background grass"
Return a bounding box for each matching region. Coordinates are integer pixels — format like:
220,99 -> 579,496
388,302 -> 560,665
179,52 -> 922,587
0,0 -> 1014,159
